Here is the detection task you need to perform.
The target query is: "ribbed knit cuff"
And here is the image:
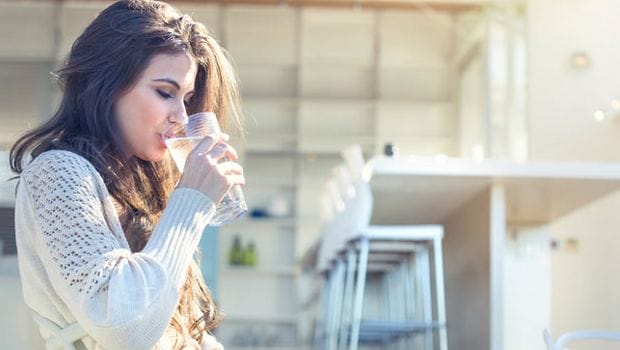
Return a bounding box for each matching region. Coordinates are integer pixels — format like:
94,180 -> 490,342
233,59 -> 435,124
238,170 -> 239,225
90,283 -> 179,349
143,188 -> 216,290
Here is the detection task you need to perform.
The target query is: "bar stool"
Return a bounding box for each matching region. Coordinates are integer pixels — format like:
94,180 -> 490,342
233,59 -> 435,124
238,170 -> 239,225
314,145 -> 448,350
315,193 -> 448,349
339,225 -> 448,350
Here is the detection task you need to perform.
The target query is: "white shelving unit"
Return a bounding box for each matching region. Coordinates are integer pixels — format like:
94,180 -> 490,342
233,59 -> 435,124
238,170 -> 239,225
212,5 -> 462,348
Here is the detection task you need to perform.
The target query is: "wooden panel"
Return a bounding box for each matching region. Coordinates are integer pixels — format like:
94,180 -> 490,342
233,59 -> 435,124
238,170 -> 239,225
57,2 -> 109,60
237,65 -> 297,97
376,101 -> 454,138
300,66 -> 374,98
378,66 -> 451,100
376,102 -> 456,156
225,6 -> 297,65
0,62 -> 51,149
243,98 -> 297,134
377,11 -> 453,101
298,153 -> 342,181
300,8 -> 375,66
298,99 -> 374,136
378,11 -> 453,68
243,98 -> 297,151
175,3 -> 220,37
295,162 -> 330,260
244,153 -> 296,180
0,3 -> 56,60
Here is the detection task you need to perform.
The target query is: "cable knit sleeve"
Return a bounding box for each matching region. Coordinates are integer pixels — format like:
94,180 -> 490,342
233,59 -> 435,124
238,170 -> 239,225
21,150 -> 216,349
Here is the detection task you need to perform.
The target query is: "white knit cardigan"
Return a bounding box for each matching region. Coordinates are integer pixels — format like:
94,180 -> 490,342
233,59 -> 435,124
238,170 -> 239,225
14,150 -> 218,349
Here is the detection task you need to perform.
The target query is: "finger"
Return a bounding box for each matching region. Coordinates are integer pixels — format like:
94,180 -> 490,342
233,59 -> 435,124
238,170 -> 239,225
208,143 -> 239,162
226,174 -> 246,186
216,162 -> 244,175
192,135 -> 224,155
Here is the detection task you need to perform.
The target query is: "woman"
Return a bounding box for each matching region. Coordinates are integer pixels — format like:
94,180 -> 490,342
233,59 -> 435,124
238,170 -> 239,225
10,0 -> 244,349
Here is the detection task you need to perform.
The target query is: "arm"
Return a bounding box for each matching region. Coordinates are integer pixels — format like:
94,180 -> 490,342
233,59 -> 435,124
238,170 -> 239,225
22,151 -> 215,349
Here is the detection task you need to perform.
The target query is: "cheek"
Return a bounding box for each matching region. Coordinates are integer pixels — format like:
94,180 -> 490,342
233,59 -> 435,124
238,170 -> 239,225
136,96 -> 167,127
124,94 -> 166,130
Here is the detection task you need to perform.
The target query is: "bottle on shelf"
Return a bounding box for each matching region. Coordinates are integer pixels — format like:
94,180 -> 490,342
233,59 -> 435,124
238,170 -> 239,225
229,234 -> 245,266
244,240 -> 257,267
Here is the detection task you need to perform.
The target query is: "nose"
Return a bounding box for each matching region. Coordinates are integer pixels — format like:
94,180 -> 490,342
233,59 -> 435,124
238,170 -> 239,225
167,114 -> 184,124
167,105 -> 188,125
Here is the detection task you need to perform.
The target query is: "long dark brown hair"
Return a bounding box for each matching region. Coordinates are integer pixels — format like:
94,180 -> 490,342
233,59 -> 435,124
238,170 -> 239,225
10,0 -> 242,346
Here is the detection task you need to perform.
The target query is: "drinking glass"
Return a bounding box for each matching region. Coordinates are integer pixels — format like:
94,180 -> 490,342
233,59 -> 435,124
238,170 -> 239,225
163,112 -> 247,226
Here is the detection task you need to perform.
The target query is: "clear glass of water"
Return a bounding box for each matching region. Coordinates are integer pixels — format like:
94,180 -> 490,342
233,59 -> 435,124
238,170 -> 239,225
163,112 -> 247,226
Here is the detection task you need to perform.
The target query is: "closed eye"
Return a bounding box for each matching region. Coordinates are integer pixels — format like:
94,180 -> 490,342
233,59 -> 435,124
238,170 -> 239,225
156,89 -> 173,99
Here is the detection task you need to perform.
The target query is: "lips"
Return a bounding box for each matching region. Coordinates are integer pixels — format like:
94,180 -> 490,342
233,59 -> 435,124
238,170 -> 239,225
158,134 -> 167,148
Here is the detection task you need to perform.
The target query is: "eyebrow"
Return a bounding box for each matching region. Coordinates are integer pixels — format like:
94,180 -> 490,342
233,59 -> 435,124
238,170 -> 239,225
153,78 -> 181,90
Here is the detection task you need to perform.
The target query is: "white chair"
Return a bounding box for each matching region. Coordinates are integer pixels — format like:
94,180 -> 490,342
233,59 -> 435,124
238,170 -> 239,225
543,328 -> 620,350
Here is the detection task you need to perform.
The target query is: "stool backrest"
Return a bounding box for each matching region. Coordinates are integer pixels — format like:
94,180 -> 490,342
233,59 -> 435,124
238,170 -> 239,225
543,328 -> 620,350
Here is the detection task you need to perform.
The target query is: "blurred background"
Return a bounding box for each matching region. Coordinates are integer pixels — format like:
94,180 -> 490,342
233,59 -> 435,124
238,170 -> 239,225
2,0 -> 620,349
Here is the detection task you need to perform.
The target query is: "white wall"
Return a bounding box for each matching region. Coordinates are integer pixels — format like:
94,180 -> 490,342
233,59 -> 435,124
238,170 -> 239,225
527,0 -> 620,162
548,191 -> 620,340
503,226 -> 550,350
527,0 -> 620,340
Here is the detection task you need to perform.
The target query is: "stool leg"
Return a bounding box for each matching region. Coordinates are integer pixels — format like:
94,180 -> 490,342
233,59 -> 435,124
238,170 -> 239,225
313,276 -> 327,350
326,266 -> 339,350
433,236 -> 448,350
420,247 -> 433,349
404,256 -> 416,349
328,260 -> 346,350
323,268 -> 333,349
349,237 -> 369,350
338,248 -> 356,350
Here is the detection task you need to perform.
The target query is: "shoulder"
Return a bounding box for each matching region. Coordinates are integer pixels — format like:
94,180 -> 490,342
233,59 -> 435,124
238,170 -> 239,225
21,150 -> 105,194
23,149 -> 98,177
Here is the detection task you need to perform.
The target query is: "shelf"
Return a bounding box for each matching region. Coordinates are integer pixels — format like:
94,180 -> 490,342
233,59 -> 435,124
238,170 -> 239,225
368,155 -> 620,225
245,133 -> 297,153
246,176 -> 297,188
225,217 -> 296,230
244,97 -> 299,104
224,314 -> 298,325
297,135 -> 376,154
221,265 -> 298,277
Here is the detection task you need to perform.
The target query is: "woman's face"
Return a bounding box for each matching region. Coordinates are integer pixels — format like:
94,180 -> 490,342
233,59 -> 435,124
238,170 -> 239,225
115,52 -> 197,162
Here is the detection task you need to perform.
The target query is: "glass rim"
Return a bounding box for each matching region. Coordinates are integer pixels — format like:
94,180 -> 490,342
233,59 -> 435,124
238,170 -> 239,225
162,111 -> 217,140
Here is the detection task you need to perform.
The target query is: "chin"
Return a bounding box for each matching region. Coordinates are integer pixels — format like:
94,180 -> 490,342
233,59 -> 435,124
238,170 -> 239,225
136,149 -> 166,163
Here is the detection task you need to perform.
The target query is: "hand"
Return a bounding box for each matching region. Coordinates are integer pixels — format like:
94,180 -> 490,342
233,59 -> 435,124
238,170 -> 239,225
177,134 -> 245,205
